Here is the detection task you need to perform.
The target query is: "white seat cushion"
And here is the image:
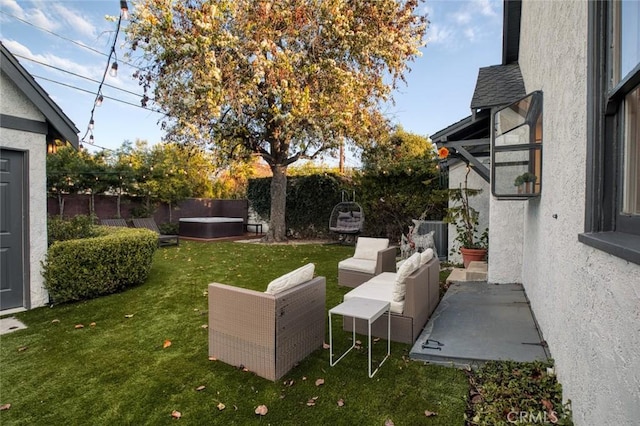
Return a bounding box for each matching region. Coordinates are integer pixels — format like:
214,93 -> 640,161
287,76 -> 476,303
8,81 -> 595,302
353,237 -> 389,261
265,263 -> 315,295
338,257 -> 377,274
343,274 -> 404,314
393,252 -> 421,302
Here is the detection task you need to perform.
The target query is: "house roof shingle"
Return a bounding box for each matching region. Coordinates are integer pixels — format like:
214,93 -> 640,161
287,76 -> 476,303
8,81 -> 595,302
470,63 -> 525,111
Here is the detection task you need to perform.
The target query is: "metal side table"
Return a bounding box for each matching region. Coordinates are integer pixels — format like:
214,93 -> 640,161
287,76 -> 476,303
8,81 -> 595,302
329,297 -> 391,378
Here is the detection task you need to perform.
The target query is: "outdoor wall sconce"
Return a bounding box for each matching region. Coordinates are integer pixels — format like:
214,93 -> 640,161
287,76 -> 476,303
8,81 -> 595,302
492,91 -> 543,199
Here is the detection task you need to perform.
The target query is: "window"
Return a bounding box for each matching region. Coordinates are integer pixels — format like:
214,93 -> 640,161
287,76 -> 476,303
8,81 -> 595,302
492,91 -> 543,199
580,0 -> 640,264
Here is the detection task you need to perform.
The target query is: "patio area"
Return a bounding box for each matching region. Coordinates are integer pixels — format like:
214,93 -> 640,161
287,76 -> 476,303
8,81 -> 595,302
410,280 -> 549,368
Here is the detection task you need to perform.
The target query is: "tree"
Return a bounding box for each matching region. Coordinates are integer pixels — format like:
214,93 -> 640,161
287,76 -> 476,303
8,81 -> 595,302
46,144 -> 84,217
357,127 -> 445,240
126,0 -> 427,241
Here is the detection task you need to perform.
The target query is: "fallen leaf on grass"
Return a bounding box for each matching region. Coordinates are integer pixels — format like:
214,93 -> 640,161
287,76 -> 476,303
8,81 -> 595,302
201,324 -> 208,329
322,342 -> 330,349
195,385 -> 205,391
337,399 -> 345,407
171,410 -> 181,418
216,402 -> 225,411
315,378 -> 324,386
208,356 -> 217,361
355,340 -> 362,345
74,324 -> 84,329
306,396 -> 319,406
17,346 -> 28,352
373,337 -> 381,342
470,394 -> 483,404
255,405 -> 268,416
90,322 -> 96,327
0,404 -> 11,411
124,314 -> 134,318
163,340 -> 172,349
51,319 -> 60,324
385,419 -> 395,426
424,410 -> 438,417
283,379 -> 294,387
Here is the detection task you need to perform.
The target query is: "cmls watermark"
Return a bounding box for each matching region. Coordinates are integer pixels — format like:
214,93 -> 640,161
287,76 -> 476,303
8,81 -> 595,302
507,410 -> 559,424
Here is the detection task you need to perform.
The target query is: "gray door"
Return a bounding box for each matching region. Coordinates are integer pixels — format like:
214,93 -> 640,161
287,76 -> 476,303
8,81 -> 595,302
0,149 -> 25,310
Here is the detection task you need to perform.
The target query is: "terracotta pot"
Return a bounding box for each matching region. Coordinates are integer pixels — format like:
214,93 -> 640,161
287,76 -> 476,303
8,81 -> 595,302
460,247 -> 487,268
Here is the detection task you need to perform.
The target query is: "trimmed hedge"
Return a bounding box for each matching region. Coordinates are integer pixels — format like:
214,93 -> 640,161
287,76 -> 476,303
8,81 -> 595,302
47,214 -> 100,245
42,227 -> 158,304
247,174 -> 345,238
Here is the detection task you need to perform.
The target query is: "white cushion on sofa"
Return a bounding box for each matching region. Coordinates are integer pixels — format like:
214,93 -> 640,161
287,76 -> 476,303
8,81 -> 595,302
392,252 -> 421,302
338,257 -> 377,274
353,237 -> 389,261
420,248 -> 434,266
343,273 -> 404,314
265,263 -> 315,295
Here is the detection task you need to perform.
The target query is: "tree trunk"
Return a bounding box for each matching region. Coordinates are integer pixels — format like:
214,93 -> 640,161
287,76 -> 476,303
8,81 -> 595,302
265,164 -> 288,242
58,194 -> 65,218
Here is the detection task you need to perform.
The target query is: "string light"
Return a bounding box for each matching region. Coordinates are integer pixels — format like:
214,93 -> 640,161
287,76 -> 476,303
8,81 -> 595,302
120,1 -> 129,20
81,1 -> 127,150
109,61 -> 118,77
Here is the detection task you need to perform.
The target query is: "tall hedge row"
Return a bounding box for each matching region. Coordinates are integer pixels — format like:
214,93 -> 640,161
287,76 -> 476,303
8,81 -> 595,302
247,174 -> 346,238
42,227 -> 158,304
247,170 -> 445,242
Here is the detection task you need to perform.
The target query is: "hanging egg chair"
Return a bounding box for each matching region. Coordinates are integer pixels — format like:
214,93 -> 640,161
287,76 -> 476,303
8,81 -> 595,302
329,191 -> 364,243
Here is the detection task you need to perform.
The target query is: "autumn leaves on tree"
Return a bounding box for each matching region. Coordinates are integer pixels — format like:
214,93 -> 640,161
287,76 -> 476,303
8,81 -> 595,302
126,0 -> 428,241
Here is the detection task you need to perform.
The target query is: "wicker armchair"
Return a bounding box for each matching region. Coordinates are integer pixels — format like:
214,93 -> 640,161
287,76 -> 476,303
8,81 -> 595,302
208,276 -> 326,381
338,237 -> 397,288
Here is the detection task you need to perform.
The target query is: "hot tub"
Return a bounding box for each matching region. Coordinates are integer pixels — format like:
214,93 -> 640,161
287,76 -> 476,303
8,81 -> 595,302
179,217 -> 244,239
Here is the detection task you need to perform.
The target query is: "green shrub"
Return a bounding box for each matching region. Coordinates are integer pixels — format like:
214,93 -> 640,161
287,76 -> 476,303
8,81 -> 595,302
47,215 -> 100,245
42,227 -> 158,304
158,221 -> 178,235
247,174 -> 344,238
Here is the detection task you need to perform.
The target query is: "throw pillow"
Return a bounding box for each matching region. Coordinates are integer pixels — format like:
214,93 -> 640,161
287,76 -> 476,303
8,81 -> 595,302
353,237 -> 389,261
420,248 -> 434,266
265,263 -> 315,295
392,252 -> 421,302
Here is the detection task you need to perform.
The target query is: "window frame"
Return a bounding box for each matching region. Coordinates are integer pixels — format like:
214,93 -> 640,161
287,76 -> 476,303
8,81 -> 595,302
580,0 -> 640,265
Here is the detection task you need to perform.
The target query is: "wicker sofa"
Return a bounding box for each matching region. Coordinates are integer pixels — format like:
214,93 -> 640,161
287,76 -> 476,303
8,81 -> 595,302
341,251 -> 440,344
338,237 -> 397,287
208,268 -> 326,381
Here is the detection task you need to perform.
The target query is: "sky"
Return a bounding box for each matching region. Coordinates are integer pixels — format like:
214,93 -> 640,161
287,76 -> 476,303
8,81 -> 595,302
0,0 -> 503,167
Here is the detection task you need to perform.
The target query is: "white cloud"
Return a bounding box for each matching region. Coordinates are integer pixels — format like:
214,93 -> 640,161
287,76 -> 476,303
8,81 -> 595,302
0,0 -> 24,17
472,0 -> 499,17
2,38 -> 99,80
426,23 -> 454,45
51,4 -> 97,39
464,27 -> 476,42
452,11 -> 472,25
26,8 -> 59,32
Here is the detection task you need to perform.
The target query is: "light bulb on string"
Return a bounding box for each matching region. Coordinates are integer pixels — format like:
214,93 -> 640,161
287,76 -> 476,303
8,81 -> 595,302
89,134 -> 95,144
109,62 -> 118,77
120,1 -> 129,20
89,119 -> 94,130
95,94 -> 104,107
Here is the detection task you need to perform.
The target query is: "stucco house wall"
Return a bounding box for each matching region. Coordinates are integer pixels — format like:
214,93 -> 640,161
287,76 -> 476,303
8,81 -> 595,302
509,1 -> 640,424
0,72 -> 50,308
447,159 -> 490,265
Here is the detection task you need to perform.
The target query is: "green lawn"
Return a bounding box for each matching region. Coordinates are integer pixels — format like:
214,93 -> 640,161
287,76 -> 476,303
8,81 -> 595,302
0,241 -> 468,425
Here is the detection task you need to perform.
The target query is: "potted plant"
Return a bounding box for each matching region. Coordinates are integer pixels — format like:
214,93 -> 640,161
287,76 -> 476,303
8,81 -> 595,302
514,172 -> 537,194
443,165 -> 488,268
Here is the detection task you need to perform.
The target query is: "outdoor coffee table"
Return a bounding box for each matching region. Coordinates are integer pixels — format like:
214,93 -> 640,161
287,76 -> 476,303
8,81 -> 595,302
328,297 -> 391,378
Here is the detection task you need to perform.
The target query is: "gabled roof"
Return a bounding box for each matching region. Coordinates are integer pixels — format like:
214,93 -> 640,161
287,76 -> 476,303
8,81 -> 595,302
1,42 -> 79,148
470,63 -> 525,111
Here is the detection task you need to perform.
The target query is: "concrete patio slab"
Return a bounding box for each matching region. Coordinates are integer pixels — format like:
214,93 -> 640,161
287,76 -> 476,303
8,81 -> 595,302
0,317 -> 27,335
410,282 -> 549,368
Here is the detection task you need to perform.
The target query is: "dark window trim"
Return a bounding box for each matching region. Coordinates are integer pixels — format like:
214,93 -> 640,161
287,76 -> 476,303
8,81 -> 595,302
580,0 -> 640,265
